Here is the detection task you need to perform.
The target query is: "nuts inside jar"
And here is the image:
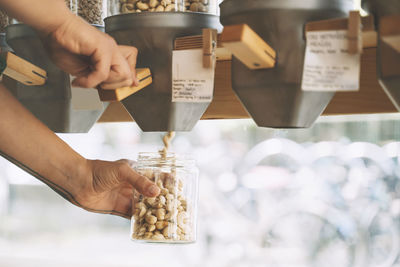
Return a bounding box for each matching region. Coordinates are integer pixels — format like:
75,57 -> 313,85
132,169 -> 194,242
65,0 -> 78,14
78,0 -> 105,25
66,0 -> 104,25
0,11 -> 9,33
118,0 -> 210,14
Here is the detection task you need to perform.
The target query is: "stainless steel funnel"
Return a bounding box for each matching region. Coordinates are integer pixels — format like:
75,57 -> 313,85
220,0 -> 353,128
105,13 -> 221,132
4,24 -> 108,133
362,0 -> 400,110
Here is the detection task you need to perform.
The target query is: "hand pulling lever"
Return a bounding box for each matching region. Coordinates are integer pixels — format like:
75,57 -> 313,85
97,68 -> 152,102
0,51 -> 152,102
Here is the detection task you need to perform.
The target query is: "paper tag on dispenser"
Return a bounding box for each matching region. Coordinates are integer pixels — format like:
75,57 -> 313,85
301,30 -> 361,92
172,49 -> 215,103
70,76 -> 103,110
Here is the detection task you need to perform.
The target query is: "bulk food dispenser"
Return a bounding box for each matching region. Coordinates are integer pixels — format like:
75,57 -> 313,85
362,0 -> 400,110
105,0 -> 221,132
219,0 -> 353,128
2,0 -> 109,133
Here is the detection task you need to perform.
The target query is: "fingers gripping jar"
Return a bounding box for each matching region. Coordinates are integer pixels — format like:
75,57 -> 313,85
131,153 -> 199,244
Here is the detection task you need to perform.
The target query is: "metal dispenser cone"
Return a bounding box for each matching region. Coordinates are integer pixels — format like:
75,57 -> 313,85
4,24 -> 108,133
362,0 -> 400,110
105,13 -> 221,132
219,0 -> 353,128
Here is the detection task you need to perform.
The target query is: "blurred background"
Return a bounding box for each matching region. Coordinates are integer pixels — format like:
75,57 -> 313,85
1,114 -> 400,267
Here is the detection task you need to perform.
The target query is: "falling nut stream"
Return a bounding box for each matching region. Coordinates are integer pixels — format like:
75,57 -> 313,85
159,131 -> 176,159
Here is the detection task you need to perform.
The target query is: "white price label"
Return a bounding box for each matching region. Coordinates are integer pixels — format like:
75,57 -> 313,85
301,30 -> 361,92
172,49 -> 215,103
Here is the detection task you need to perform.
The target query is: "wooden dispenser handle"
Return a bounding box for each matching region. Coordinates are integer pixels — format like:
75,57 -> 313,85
220,24 -> 276,70
380,15 -> 400,53
0,52 -> 47,86
97,68 -> 152,102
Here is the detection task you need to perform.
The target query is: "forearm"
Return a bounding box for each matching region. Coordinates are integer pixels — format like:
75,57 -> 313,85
0,0 -> 73,34
0,83 -> 89,201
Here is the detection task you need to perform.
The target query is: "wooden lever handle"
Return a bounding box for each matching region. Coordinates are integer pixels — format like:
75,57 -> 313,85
220,24 -> 276,70
380,15 -> 400,53
0,52 -> 47,86
97,68 -> 152,102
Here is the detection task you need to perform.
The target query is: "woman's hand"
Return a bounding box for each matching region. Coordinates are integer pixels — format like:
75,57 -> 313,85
75,160 -> 160,219
0,0 -> 138,89
0,84 -> 157,220
42,14 -> 139,89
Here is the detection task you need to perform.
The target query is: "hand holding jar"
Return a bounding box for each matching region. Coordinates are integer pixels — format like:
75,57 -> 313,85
131,153 -> 199,244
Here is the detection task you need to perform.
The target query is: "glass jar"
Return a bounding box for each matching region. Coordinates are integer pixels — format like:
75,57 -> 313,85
131,152 -> 199,244
109,0 -> 218,15
65,0 -> 78,15
0,10 -> 9,32
77,0 -> 108,25
9,0 -> 107,26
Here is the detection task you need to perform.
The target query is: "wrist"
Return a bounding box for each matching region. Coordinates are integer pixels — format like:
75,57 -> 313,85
1,0 -> 74,36
32,0 -> 75,36
41,11 -> 78,38
61,156 -> 93,201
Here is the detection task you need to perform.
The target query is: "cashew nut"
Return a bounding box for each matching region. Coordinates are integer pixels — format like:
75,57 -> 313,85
156,220 -> 168,230
149,0 -> 159,8
155,208 -> 166,220
145,214 -> 157,225
136,1 -> 149,10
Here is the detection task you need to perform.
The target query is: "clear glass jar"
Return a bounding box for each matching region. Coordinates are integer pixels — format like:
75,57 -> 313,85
109,0 -> 218,15
65,0 -> 78,15
10,0 -> 107,26
77,0 -> 108,25
131,152 -> 199,244
0,10 -> 9,32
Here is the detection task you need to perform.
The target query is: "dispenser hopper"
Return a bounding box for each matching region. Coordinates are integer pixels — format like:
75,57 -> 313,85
105,13 -> 221,132
4,24 -> 108,133
220,0 -> 353,128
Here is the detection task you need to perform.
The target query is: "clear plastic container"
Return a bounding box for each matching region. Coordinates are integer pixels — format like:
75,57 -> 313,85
131,152 -> 199,244
109,0 -> 218,15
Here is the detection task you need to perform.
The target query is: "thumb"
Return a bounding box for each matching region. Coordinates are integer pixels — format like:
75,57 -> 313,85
118,162 -> 160,197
